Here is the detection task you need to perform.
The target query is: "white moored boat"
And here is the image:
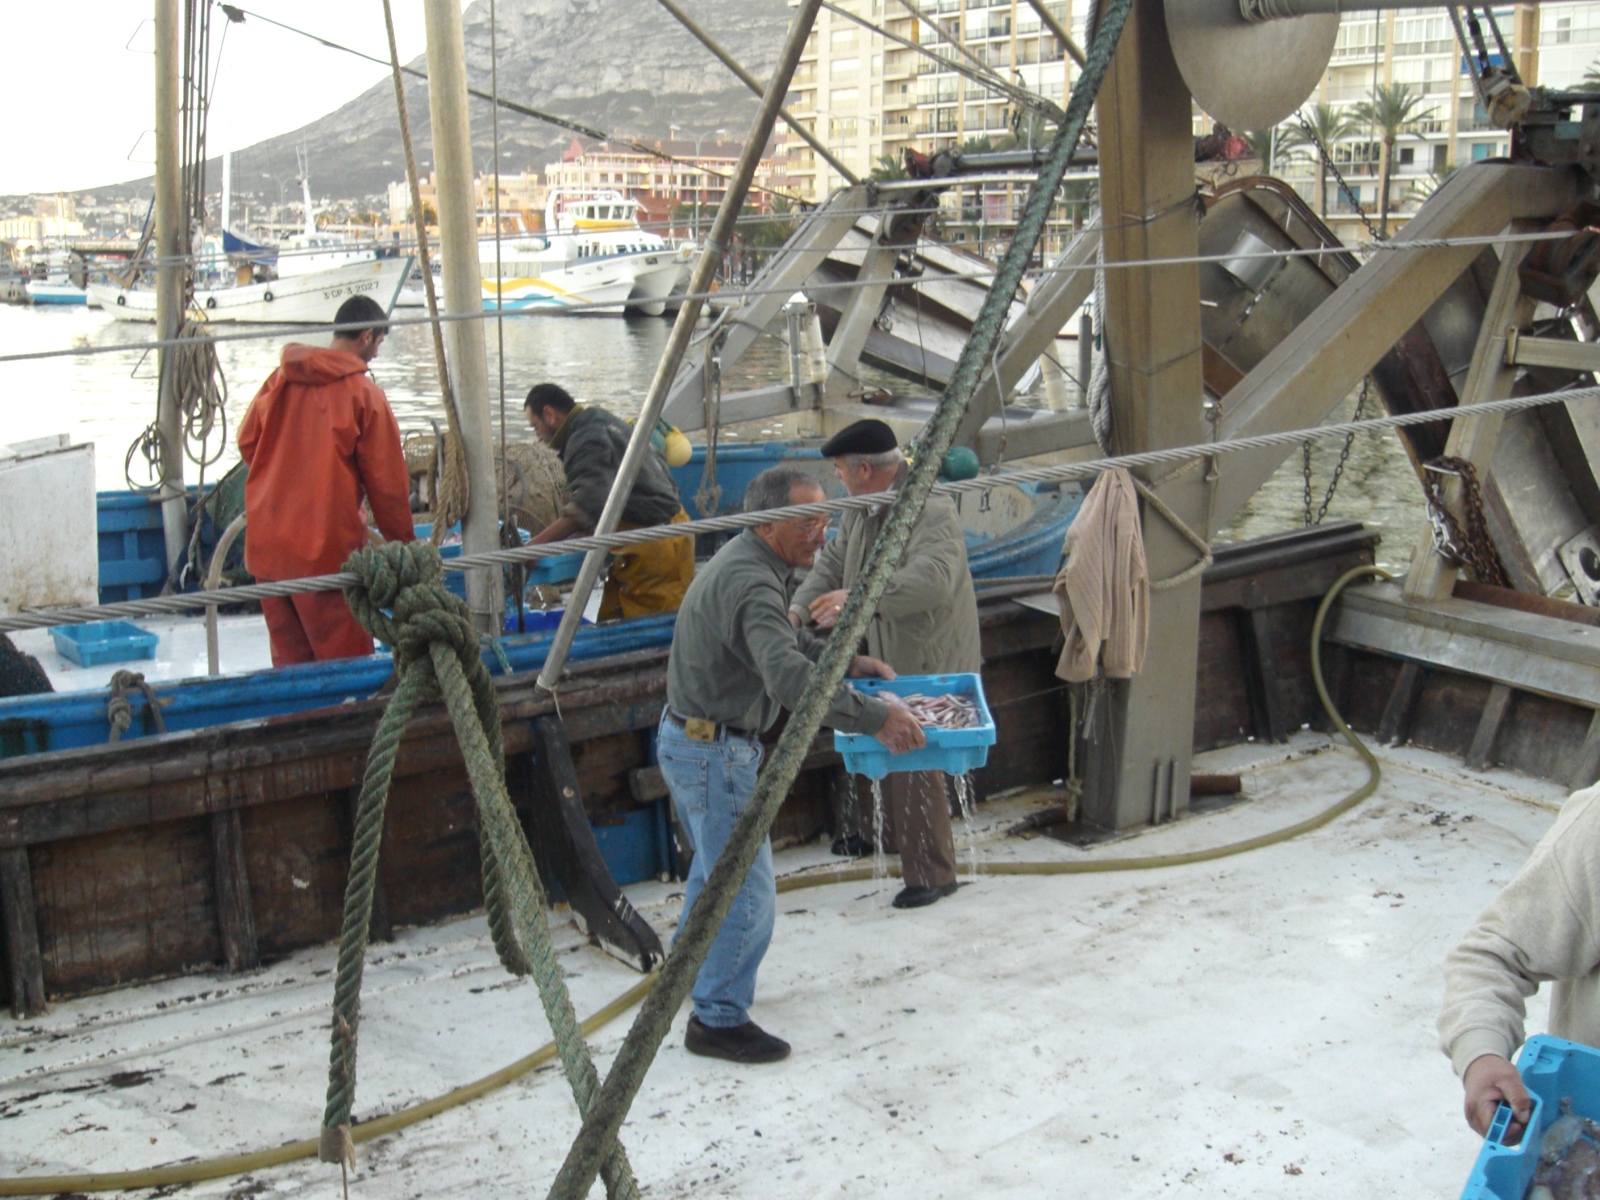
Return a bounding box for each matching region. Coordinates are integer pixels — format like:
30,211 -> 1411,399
90,170 -> 412,324
89,256 -> 411,324
481,189 -> 692,316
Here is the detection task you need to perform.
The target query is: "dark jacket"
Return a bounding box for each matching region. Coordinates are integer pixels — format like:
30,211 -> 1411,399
549,404 -> 682,532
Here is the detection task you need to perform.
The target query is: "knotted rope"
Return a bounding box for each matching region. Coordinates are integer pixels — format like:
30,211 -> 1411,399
319,541 -> 640,1200
106,670 -> 168,743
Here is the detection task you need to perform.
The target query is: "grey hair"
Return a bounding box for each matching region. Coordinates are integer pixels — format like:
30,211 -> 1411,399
838,448 -> 904,470
745,465 -> 819,515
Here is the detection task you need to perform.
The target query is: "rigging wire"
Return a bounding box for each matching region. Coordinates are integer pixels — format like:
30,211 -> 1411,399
5,383 -> 1595,635
489,0 -> 514,586
216,4 -> 808,207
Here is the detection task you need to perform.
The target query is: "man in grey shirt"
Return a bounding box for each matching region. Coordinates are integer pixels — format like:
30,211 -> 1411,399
661,465 -> 925,1064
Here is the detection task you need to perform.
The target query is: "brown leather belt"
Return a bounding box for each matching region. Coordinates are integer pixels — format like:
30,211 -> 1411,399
663,709 -> 758,743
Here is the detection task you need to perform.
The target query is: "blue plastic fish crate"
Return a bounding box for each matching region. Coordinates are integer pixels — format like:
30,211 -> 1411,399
523,551 -> 586,585
833,672 -> 994,780
1461,1035 -> 1600,1200
49,620 -> 158,667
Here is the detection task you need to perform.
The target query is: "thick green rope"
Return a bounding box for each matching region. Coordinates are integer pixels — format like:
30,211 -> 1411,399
321,541 -> 640,1200
541,2 -> 1137,1196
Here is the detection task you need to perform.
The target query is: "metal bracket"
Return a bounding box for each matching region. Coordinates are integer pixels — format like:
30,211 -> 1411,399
1505,329 -> 1600,373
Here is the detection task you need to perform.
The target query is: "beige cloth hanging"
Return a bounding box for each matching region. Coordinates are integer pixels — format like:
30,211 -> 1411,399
1052,468 -> 1149,682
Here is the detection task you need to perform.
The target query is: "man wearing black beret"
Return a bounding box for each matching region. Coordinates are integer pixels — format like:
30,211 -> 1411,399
790,419 -> 983,908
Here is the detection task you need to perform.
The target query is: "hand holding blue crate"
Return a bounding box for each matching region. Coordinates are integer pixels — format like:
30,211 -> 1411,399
833,672 -> 995,780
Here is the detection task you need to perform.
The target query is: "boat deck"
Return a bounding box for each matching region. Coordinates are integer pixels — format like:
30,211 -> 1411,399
0,734 -> 1566,1198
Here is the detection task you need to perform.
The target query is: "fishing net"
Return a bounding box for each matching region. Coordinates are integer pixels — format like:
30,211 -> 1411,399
404,430 -> 568,537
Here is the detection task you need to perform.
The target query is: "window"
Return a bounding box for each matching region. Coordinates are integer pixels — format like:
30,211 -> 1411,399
1433,144 -> 1449,172
1398,146 -> 1414,165
830,86 -> 859,108
834,56 -> 859,74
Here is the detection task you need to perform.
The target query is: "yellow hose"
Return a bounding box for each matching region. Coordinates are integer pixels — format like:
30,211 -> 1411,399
0,565 -> 1390,1196
0,979 -> 655,1197
779,564 -> 1393,886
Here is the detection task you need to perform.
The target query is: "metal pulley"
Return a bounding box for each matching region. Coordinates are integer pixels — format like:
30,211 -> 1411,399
1164,0 -> 1338,130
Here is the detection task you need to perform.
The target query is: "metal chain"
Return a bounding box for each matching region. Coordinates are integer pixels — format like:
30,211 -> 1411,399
1298,113 -> 1382,242
1301,439 -> 1315,527
1301,378 -> 1368,526
1315,377 -> 1368,524
1421,455 -> 1510,587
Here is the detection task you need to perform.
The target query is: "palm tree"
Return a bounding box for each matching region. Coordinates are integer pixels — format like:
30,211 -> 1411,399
1060,177 -> 1099,231
1583,60 -> 1600,91
869,153 -> 908,183
1280,103 -> 1359,218
1405,161 -> 1459,208
1243,126 -> 1295,175
1351,82 -> 1430,237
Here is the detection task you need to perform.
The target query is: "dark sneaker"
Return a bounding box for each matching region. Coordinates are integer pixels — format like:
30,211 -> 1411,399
685,1016 -> 791,1063
831,834 -> 876,858
891,882 -> 959,909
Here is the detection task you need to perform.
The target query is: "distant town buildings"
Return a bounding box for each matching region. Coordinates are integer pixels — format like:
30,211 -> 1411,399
0,195 -> 87,246
541,137 -> 780,235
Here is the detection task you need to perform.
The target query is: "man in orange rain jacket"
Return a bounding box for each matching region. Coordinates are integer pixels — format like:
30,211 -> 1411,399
238,294 -> 415,666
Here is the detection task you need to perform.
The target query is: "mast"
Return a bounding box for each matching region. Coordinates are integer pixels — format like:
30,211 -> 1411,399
154,0 -> 188,581
221,147 -> 231,235
424,0 -> 503,632
300,159 -> 315,238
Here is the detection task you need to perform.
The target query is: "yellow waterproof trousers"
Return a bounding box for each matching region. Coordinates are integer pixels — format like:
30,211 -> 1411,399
599,508 -> 695,620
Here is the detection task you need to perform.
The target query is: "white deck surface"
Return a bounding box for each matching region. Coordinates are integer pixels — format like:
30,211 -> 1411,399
10,588 -> 606,694
9,612 -> 277,692
0,734 -> 1571,1198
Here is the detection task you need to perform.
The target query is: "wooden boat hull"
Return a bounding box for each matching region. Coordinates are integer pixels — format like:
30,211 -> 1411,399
0,521 -> 1383,1014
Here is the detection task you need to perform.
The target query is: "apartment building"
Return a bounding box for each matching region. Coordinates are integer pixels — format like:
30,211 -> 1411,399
784,0 -> 1079,257
541,137 -> 779,230
786,0 -> 1075,192
787,0 -> 1600,244
1275,3 -> 1600,236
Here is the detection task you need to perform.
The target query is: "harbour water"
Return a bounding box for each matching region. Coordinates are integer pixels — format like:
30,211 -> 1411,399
0,303 -> 1427,562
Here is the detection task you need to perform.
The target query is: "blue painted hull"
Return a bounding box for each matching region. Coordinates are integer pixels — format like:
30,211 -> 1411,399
0,444 -> 1076,760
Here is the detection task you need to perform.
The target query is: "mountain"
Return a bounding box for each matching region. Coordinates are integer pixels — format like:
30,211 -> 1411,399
90,0 -> 795,203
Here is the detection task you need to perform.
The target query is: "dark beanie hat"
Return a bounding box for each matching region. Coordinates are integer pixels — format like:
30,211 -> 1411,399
819,419 -> 898,458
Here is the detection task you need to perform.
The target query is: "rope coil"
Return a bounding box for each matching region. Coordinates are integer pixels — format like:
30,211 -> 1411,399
324,541 -> 641,1199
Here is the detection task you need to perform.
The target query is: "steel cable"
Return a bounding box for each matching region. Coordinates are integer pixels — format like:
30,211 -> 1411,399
4,383 -> 1593,635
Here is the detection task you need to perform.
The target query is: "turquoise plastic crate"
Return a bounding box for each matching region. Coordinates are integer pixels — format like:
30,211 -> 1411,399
50,620 -> 158,667
1461,1035 -> 1600,1200
833,673 -> 994,780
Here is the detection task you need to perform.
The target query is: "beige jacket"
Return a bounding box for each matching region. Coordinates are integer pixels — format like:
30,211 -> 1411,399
1439,784 -> 1600,1075
790,488 -> 982,676
1053,468 -> 1148,683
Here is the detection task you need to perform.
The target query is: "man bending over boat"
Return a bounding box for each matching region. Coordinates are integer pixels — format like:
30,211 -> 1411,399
524,382 -> 693,618
238,294 -> 414,666
661,465 -> 925,1063
1439,781 -> 1600,1141
790,418 -> 982,909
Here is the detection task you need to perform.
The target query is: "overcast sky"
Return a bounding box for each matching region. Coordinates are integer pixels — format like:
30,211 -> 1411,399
3,1 -> 468,196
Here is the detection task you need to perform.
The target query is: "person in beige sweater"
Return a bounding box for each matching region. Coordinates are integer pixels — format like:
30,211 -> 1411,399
1438,784 -> 1600,1140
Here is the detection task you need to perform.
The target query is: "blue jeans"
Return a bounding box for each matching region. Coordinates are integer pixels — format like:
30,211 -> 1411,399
657,712 -> 772,1029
